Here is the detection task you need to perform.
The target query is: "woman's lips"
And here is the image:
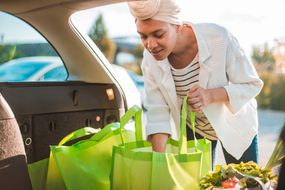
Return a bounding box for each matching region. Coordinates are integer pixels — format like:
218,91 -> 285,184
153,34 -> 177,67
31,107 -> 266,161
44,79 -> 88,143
150,49 -> 163,56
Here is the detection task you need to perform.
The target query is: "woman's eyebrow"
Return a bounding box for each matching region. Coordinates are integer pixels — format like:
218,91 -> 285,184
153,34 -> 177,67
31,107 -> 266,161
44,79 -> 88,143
137,29 -> 164,35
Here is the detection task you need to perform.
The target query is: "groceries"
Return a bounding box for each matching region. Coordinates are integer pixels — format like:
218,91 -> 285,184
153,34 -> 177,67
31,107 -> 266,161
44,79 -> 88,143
200,161 -> 278,190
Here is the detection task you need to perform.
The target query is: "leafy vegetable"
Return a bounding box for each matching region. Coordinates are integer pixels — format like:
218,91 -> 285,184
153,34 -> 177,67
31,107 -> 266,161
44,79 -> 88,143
266,139 -> 285,169
199,161 -> 278,189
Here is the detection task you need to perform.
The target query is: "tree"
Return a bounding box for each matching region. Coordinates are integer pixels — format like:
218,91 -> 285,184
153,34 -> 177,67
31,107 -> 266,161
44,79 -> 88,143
0,44 -> 17,64
88,14 -> 116,63
251,43 -> 275,72
0,33 -> 18,64
270,75 -> 285,110
133,43 -> 144,75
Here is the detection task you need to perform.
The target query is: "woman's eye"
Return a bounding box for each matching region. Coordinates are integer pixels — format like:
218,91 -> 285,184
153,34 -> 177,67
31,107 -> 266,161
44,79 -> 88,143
140,35 -> 147,40
154,33 -> 164,38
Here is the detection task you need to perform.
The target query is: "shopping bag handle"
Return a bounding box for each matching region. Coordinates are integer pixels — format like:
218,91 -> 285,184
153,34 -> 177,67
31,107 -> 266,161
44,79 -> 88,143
189,104 -> 198,147
179,97 -> 188,154
58,127 -> 99,146
119,105 -> 143,145
179,96 -> 198,154
89,123 -> 120,142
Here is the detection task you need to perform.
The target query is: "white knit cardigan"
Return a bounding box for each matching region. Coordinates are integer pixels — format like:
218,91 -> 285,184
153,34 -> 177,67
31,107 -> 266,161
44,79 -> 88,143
141,22 -> 263,159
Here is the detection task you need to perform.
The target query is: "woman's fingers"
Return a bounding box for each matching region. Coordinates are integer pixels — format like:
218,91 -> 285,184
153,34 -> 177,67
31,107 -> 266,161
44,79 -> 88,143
187,85 -> 205,112
187,96 -> 203,112
188,84 -> 199,93
193,101 -> 203,111
191,105 -> 203,112
187,97 -> 200,104
193,101 -> 202,108
187,85 -> 199,98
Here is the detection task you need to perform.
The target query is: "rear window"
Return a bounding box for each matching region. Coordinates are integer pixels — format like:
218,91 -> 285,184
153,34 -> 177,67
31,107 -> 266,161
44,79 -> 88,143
0,11 -> 68,82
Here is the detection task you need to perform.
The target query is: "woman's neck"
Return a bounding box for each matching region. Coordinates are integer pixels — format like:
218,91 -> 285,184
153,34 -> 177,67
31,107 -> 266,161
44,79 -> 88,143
168,24 -> 198,69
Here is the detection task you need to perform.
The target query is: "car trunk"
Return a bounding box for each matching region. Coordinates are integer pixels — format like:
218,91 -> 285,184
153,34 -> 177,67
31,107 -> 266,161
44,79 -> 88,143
0,81 -> 123,163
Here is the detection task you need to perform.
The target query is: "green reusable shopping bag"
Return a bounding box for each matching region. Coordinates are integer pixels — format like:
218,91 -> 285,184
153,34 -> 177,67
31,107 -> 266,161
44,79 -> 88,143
46,127 -> 99,190
27,127 -> 99,190
49,105 -> 142,190
110,96 -> 212,190
28,158 -> 49,190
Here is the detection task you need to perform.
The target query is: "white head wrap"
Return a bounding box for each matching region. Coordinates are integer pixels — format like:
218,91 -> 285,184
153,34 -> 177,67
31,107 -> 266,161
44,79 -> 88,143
128,0 -> 182,26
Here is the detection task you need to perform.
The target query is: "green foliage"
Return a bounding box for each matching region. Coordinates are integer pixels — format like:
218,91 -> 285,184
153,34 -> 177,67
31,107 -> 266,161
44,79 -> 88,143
0,43 -> 59,64
134,43 -> 144,59
252,43 -> 276,71
266,139 -> 285,169
88,13 -> 116,63
13,43 -> 58,58
88,14 -> 107,41
132,43 -> 144,75
256,73 -> 272,108
247,42 -> 285,111
257,73 -> 285,111
0,44 -> 17,64
270,76 -> 285,110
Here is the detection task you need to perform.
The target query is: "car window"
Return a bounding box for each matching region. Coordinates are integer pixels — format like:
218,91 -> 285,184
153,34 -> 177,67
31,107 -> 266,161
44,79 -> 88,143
0,12 -> 68,82
71,3 -> 143,75
71,4 -> 144,109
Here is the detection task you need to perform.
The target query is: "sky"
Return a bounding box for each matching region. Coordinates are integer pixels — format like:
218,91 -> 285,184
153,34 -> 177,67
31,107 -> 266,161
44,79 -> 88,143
72,0 -> 285,56
1,0 -> 285,56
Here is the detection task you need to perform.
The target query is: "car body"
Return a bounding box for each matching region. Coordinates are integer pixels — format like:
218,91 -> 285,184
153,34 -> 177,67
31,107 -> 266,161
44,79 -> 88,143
0,0 -> 143,189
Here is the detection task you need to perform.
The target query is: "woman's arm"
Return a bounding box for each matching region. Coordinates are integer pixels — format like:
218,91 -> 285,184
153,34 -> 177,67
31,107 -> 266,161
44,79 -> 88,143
149,133 -> 169,152
141,51 -> 172,151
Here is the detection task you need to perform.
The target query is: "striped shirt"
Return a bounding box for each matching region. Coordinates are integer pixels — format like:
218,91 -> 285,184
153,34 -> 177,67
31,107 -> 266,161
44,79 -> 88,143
170,54 -> 218,140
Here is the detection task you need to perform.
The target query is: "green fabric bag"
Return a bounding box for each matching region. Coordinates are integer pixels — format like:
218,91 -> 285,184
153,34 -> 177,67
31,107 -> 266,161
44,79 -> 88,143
46,127 -> 99,190
110,97 -> 212,190
27,127 -> 99,190
48,105 -> 142,190
28,158 -> 49,190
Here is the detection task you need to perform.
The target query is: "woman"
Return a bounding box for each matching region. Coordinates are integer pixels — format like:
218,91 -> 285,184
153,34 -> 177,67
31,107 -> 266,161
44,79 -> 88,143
128,0 -> 263,164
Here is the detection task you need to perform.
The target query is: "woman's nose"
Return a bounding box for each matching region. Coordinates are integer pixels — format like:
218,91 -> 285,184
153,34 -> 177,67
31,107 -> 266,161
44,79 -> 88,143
147,37 -> 157,51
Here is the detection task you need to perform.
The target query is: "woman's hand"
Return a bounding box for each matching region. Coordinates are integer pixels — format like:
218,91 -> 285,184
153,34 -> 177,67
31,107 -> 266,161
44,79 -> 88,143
187,84 -> 211,112
149,133 -> 169,152
187,84 -> 229,112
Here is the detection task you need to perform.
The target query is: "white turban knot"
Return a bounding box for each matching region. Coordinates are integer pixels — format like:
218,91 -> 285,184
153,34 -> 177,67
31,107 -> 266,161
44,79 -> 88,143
128,0 -> 182,26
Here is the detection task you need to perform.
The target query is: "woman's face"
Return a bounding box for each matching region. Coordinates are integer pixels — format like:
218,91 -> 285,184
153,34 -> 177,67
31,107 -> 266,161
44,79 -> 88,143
136,19 -> 178,60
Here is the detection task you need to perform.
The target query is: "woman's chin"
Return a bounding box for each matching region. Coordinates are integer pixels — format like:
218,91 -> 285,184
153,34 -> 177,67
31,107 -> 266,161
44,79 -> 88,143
152,53 -> 167,61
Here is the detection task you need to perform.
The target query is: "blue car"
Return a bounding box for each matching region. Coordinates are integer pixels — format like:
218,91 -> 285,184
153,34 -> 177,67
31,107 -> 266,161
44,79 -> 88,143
0,56 -> 67,82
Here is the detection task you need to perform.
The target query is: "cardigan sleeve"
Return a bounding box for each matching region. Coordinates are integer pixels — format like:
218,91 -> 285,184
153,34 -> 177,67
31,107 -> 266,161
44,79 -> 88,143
223,31 -> 263,114
141,51 -> 173,139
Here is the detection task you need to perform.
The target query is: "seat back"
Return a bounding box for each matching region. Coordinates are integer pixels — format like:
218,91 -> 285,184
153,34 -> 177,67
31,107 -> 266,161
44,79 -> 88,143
0,93 -> 32,190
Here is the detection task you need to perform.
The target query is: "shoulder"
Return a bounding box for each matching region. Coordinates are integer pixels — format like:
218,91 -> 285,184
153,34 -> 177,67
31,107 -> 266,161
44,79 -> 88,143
194,23 -> 232,41
195,23 -> 228,35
